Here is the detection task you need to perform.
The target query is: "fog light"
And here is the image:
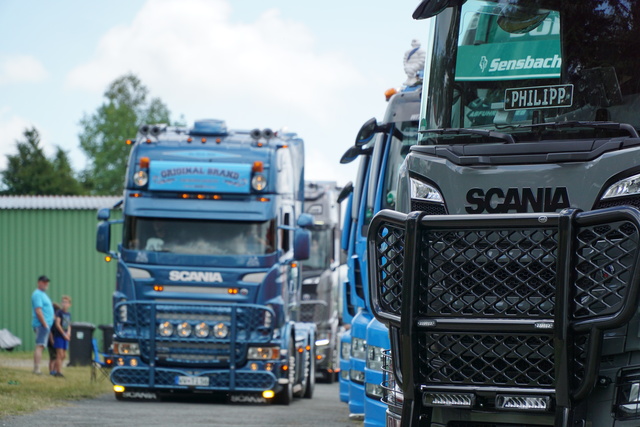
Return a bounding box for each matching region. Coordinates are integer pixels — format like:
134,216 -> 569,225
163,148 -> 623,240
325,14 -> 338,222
176,322 -> 192,338
366,382 -> 384,399
114,385 -> 125,393
130,359 -> 138,367
250,363 -> 259,371
615,369 -> 640,419
496,395 -> 550,411
117,358 -> 125,366
424,392 -> 475,408
263,390 -> 275,399
265,363 -> 274,371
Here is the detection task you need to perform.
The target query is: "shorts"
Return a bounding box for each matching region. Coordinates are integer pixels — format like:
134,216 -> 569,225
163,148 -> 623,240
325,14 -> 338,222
53,336 -> 68,350
34,325 -> 50,347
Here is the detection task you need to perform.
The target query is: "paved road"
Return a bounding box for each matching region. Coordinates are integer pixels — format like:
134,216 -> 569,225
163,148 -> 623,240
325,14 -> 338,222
1,382 -> 357,427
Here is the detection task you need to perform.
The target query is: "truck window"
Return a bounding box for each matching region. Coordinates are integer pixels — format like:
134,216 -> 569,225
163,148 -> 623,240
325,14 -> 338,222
380,121 -> 419,210
302,228 -> 333,270
421,0 -> 640,142
123,217 -> 276,255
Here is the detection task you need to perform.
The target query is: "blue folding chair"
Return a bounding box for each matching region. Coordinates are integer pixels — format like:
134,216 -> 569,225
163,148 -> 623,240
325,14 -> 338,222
91,338 -> 113,382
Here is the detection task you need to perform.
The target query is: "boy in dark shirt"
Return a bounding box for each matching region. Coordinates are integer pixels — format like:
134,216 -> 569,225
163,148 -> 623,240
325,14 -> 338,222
52,296 -> 72,378
48,302 -> 61,375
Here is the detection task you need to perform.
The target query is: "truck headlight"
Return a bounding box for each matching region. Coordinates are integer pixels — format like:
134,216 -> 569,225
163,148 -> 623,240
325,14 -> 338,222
213,322 -> 229,338
602,173 -> 640,199
351,337 -> 366,359
410,177 -> 443,202
248,346 -> 280,360
341,341 -> 351,361
113,342 -> 140,356
315,332 -> 331,347
194,322 -> 210,338
251,174 -> 267,191
366,382 -> 384,399
158,321 -> 174,337
176,322 -> 192,338
134,170 -> 148,187
366,345 -> 384,371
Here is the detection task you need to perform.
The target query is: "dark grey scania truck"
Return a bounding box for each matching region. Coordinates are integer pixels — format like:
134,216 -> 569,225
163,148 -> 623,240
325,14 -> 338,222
367,1 -> 640,426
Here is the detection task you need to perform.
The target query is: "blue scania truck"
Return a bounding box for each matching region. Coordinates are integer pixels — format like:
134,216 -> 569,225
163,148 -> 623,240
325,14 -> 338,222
96,119 -> 315,404
338,85 -> 421,425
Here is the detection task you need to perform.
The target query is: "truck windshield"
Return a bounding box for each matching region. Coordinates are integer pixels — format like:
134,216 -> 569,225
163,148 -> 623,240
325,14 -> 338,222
421,0 -> 640,143
302,228 -> 333,271
124,217 -> 276,255
381,121 -> 419,209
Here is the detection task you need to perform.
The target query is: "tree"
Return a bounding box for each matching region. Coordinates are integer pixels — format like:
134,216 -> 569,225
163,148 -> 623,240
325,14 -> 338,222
1,127 -> 84,195
79,73 -> 171,195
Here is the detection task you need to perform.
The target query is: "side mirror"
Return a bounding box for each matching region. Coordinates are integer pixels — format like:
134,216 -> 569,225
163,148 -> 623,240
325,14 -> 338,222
293,228 -> 311,261
413,0 -> 457,19
96,222 -> 111,254
297,213 -> 314,229
337,181 -> 353,204
340,145 -> 372,164
355,118 -> 379,146
97,208 -> 111,221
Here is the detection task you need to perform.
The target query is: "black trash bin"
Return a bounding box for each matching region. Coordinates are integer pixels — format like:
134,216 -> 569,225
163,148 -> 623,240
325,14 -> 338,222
98,324 -> 114,354
68,322 -> 95,366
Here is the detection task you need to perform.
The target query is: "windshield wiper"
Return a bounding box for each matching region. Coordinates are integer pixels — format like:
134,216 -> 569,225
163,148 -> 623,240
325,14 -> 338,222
516,121 -> 640,138
420,128 -> 516,144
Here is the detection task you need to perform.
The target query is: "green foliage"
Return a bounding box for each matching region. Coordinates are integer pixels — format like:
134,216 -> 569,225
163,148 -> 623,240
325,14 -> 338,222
79,73 -> 171,195
1,128 -> 84,195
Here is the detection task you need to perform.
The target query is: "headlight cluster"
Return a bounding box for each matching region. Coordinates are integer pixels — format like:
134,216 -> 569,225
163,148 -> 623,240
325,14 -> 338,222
410,177 -> 444,202
351,337 -> 367,359
157,321 -> 229,338
247,346 -> 280,360
134,170 -> 148,187
602,173 -> 640,199
113,342 -> 140,356
251,174 -> 267,191
341,341 -> 351,361
366,345 -> 384,371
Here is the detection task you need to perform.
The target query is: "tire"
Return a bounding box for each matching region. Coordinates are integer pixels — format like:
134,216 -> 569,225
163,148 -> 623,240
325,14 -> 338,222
303,344 -> 315,399
275,339 -> 295,405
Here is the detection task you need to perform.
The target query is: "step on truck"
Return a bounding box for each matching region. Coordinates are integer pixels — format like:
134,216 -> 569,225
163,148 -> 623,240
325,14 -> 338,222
368,1 -> 640,426
301,181 -> 342,383
96,119 -> 315,404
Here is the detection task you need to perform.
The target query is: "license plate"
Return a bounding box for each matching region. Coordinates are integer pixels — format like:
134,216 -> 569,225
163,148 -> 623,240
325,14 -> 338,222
176,376 -> 209,386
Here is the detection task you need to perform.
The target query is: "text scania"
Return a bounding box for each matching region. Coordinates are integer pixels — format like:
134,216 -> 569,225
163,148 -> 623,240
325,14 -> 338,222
489,54 -> 561,73
465,187 -> 570,214
169,271 -> 223,283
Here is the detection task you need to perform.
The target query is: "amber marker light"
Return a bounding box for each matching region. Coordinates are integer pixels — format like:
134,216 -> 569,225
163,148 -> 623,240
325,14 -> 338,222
216,138 -> 222,144
153,285 -> 164,292
187,137 -> 193,143
201,138 -> 207,143
252,161 -> 264,172
385,87 -> 398,101
257,142 -> 263,147
125,139 -> 133,145
291,263 -> 298,268
306,345 -> 311,351
113,385 -> 125,393
130,193 -> 141,198
139,157 -> 150,168
197,194 -> 206,200
228,288 -> 239,294
182,194 -> 190,199
213,195 -> 222,200
105,256 -> 112,263
146,138 -> 152,144
258,197 -> 270,203
282,364 -> 289,371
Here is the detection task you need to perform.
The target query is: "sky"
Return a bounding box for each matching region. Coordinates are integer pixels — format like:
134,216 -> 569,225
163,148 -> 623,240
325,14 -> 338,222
0,0 -> 427,190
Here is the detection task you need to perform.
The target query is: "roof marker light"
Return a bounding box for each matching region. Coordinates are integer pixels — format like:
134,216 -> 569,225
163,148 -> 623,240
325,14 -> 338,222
146,138 -> 152,144
126,139 -> 133,145
216,138 -> 221,144
201,138 -> 207,143
187,137 -> 193,143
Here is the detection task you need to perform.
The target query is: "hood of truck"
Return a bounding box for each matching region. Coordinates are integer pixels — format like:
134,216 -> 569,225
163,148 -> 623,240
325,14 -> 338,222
404,139 -> 640,214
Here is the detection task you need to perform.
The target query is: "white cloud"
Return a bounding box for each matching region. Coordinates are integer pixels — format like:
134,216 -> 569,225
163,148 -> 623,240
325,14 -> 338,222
0,55 -> 48,85
65,0 -> 364,123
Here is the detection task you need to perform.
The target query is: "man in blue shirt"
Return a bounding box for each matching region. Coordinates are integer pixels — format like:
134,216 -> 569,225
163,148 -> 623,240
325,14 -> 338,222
32,275 -> 54,375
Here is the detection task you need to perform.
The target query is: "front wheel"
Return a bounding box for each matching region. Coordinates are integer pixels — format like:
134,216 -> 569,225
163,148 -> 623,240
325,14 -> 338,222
274,339 -> 295,405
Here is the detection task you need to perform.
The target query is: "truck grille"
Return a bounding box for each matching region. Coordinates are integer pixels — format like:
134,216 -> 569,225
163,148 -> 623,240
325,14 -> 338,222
368,207 -> 640,407
114,302 -> 274,367
418,332 -> 554,387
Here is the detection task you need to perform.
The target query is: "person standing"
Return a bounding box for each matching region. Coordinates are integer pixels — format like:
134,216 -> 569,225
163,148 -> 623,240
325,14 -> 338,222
31,275 -> 54,375
52,296 -> 72,378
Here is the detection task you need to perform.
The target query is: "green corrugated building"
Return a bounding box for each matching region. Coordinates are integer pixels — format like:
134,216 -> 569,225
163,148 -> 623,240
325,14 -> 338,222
0,196 -> 121,352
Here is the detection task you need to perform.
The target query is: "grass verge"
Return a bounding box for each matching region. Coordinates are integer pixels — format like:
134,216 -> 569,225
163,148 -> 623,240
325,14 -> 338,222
0,350 -> 113,419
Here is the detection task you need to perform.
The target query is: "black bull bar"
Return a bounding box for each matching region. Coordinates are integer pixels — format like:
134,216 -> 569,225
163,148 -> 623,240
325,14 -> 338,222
367,207 -> 640,426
